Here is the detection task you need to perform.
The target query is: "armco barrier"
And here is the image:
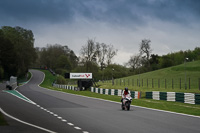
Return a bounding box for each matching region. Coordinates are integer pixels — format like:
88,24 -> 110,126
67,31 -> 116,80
195,94 -> 200,104
53,84 -> 84,91
90,87 -> 141,99
146,91 -> 200,105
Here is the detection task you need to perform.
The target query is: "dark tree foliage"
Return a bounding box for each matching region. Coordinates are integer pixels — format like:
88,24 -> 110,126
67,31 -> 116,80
0,26 -> 36,78
149,54 -> 160,71
36,44 -> 78,75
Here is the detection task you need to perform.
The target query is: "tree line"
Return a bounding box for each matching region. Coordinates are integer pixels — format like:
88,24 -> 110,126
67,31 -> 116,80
127,39 -> 200,75
34,44 -> 79,76
1,26 -> 200,82
34,38 -> 120,81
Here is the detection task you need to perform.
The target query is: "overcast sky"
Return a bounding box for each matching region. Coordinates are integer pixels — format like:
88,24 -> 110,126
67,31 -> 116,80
0,0 -> 200,65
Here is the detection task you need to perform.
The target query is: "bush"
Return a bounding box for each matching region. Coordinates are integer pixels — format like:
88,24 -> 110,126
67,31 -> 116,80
56,75 -> 66,84
55,68 -> 68,76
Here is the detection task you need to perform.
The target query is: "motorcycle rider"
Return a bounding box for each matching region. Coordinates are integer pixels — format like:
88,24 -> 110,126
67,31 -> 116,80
121,87 -> 129,103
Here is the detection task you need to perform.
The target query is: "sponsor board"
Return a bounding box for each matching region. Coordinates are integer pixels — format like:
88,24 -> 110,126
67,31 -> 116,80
70,73 -> 92,79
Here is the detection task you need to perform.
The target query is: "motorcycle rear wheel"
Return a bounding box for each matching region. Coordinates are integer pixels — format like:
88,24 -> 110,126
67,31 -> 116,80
121,104 -> 125,110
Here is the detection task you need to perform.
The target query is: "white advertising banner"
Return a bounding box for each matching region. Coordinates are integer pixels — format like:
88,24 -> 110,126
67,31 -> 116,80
70,73 -> 92,79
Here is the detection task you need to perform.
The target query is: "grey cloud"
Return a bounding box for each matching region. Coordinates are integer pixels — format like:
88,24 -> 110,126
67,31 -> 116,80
0,0 -> 75,24
0,0 -> 199,26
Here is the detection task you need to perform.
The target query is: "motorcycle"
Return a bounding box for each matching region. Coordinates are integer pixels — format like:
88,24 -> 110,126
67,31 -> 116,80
121,94 -> 132,111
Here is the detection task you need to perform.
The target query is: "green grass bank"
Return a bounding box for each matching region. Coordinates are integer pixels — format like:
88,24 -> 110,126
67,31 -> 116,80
98,60 -> 200,94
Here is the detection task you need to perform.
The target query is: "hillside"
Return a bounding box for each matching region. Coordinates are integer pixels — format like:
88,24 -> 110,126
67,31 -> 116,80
98,60 -> 200,93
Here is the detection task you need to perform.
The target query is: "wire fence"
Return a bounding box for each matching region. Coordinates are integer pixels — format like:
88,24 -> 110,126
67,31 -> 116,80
99,78 -> 200,90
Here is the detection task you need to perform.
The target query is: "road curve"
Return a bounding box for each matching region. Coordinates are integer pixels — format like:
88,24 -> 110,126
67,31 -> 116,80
1,69 -> 200,133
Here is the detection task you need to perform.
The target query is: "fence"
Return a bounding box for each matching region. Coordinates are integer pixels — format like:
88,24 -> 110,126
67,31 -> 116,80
53,84 -> 85,91
99,78 -> 200,90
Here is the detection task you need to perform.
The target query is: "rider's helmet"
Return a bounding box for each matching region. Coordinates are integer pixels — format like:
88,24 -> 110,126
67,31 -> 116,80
125,87 -> 128,92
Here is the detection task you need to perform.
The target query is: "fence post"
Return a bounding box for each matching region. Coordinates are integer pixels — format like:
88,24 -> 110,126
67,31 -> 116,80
189,78 -> 190,89
180,78 -> 181,89
199,78 -> 200,90
142,79 -> 143,87
132,79 -> 134,86
152,79 -> 154,88
128,79 -> 129,86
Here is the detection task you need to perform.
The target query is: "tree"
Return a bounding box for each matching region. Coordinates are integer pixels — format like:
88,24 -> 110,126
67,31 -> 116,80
193,47 -> 200,60
96,42 -> 108,70
37,44 -> 78,75
159,55 -> 173,68
0,26 -> 36,77
80,39 -> 97,71
139,39 -> 152,69
149,54 -> 160,70
127,54 -> 141,72
68,50 -> 78,68
40,44 -> 66,69
80,39 -> 97,62
0,66 -> 4,79
56,55 -> 72,71
106,44 -> 118,65
79,39 -> 118,72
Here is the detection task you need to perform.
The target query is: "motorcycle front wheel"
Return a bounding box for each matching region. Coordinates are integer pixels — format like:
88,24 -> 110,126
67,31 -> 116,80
126,102 -> 130,111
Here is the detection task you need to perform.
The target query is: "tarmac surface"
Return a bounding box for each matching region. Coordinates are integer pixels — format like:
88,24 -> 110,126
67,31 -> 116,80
0,69 -> 200,133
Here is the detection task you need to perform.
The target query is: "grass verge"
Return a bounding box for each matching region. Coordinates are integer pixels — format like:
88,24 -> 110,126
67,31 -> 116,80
40,69 -> 200,116
0,112 -> 8,126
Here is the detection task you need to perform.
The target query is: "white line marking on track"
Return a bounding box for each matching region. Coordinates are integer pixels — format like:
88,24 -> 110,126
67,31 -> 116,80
53,114 -> 58,117
57,117 -> 62,119
67,123 -> 74,126
74,127 -> 81,130
61,119 -> 67,122
83,131 -> 89,133
49,112 -> 54,114
0,107 -> 57,133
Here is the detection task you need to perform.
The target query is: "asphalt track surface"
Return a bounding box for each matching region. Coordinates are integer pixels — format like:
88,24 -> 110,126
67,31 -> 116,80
1,69 -> 200,133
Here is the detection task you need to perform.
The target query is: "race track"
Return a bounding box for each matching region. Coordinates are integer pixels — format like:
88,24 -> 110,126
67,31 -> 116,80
0,69 -> 200,133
